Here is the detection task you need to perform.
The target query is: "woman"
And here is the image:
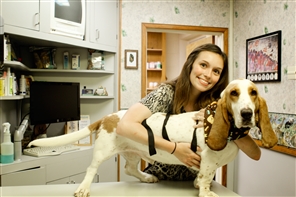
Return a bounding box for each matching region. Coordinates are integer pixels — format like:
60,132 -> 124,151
117,44 -> 261,180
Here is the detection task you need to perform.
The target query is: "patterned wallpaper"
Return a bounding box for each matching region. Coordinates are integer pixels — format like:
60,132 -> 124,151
233,0 -> 295,114
120,0 -> 295,115
120,0 -> 230,109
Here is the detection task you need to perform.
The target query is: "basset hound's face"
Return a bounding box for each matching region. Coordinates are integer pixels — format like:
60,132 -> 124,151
221,79 -> 259,129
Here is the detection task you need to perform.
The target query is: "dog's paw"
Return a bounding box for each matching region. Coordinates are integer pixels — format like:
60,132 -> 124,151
205,191 -> 219,197
74,188 -> 90,197
140,174 -> 159,183
199,191 -> 219,197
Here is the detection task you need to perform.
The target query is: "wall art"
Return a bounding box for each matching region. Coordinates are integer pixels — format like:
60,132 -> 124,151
125,49 -> 138,69
246,31 -> 281,82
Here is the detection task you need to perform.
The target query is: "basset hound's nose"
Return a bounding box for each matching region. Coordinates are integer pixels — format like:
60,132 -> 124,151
241,108 -> 253,120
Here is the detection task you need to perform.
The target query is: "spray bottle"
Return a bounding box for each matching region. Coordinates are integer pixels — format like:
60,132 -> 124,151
1,122 -> 14,163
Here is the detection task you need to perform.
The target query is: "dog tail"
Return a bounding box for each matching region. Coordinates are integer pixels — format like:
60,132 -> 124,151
27,119 -> 102,147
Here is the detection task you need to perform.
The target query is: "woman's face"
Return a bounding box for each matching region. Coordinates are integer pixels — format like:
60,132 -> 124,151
189,51 -> 224,94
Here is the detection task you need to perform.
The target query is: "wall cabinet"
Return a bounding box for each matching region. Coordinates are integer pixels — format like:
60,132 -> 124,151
2,0 -> 40,31
146,32 -> 166,95
88,0 -> 117,50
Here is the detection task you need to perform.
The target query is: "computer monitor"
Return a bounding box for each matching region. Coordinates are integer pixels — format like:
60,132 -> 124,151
0,16 -> 4,67
30,81 -> 81,125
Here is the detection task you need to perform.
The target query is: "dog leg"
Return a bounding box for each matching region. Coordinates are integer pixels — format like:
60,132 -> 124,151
121,152 -> 159,183
196,154 -> 218,197
74,145 -> 118,197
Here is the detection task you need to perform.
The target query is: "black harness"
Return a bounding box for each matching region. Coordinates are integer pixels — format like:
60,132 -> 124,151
142,113 -> 198,156
142,100 -> 250,156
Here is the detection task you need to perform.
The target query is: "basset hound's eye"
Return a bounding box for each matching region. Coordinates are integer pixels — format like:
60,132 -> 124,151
230,90 -> 238,96
250,89 -> 257,96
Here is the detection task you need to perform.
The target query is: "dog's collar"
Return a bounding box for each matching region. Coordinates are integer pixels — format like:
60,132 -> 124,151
204,100 -> 249,144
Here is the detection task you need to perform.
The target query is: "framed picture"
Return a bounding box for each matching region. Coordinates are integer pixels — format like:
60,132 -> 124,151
246,30 -> 281,82
250,112 -> 296,157
125,49 -> 138,69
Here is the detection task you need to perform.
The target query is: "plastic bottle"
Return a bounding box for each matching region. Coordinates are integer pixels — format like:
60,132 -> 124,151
12,72 -> 18,95
19,75 -> 26,95
1,122 -> 14,163
6,67 -> 13,96
4,35 -> 11,61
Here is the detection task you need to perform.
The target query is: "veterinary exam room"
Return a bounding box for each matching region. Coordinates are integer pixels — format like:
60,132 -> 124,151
0,0 -> 295,197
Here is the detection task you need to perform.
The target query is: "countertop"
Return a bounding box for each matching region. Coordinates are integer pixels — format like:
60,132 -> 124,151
1,180 -> 241,197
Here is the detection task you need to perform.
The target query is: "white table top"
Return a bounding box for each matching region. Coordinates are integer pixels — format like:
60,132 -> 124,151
1,180 -> 240,197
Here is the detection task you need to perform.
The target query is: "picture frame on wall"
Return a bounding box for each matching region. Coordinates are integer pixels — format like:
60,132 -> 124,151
249,112 -> 296,157
246,30 -> 281,82
125,49 -> 138,69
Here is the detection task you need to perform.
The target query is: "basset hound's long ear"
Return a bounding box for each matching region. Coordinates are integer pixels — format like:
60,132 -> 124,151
257,96 -> 278,148
207,96 -> 230,151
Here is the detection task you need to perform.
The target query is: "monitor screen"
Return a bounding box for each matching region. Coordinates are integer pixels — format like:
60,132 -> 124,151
0,16 -> 3,66
55,0 -> 82,24
30,81 -> 81,125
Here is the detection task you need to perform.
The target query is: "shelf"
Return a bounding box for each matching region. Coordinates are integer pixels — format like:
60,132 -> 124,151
3,61 -> 114,74
0,95 -> 29,100
0,95 -> 113,100
3,61 -> 30,72
29,69 -> 114,74
147,48 -> 162,52
80,95 -> 114,99
146,88 -> 156,91
147,68 -> 162,71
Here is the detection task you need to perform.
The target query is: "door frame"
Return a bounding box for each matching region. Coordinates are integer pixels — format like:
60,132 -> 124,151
141,23 -> 229,187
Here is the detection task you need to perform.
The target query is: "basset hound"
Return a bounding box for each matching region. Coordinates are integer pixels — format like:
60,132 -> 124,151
29,79 -> 278,197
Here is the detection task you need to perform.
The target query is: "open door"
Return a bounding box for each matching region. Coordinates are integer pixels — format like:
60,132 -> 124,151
141,23 -> 229,187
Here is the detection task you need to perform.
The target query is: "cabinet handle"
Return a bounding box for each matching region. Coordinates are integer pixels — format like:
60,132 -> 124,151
71,180 -> 76,184
96,29 -> 100,40
34,13 -> 40,26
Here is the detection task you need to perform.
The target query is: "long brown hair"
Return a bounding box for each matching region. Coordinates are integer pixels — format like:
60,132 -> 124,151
166,44 -> 229,114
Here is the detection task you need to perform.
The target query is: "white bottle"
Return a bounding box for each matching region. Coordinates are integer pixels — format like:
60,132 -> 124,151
4,35 -> 11,61
6,67 -> 13,96
3,35 -> 11,61
19,75 -> 26,95
1,122 -> 14,163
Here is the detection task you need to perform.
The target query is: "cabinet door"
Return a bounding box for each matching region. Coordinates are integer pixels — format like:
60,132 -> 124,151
89,0 -> 117,48
97,155 -> 118,182
47,172 -> 98,184
2,0 -> 40,31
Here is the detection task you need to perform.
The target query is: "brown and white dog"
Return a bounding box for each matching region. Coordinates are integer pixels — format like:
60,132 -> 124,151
28,79 -> 278,197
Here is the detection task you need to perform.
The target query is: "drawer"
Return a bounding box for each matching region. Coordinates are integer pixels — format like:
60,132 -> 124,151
1,166 -> 46,186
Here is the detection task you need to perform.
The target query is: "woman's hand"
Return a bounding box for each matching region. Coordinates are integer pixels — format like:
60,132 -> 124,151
193,108 -> 205,128
172,142 -> 201,169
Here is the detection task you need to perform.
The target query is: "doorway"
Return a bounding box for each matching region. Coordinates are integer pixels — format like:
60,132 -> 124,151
141,23 -> 229,186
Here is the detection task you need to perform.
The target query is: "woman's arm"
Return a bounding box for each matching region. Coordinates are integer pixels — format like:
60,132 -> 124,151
116,103 -> 201,168
234,135 -> 261,160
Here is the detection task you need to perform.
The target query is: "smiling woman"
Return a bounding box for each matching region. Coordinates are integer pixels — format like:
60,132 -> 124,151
117,43 -> 230,182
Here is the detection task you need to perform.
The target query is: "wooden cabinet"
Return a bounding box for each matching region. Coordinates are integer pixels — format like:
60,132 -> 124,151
88,0 -> 118,52
2,0 -> 40,31
145,32 -> 166,95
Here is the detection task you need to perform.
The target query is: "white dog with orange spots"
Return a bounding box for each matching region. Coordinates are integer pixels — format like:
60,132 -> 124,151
29,79 -> 277,197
